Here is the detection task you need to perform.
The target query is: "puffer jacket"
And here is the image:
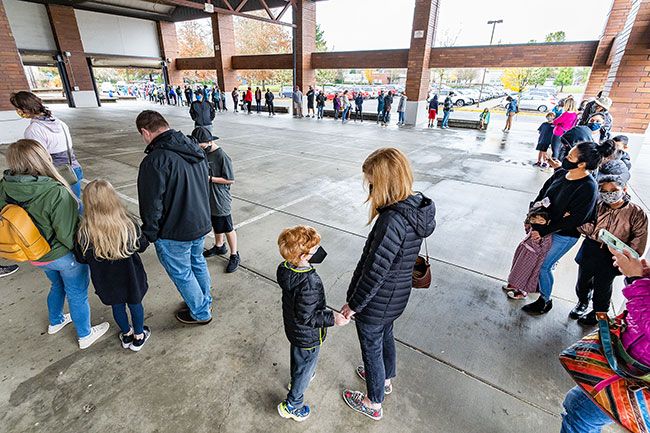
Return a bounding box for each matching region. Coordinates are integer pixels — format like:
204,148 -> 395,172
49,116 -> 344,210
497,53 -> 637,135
277,261 -> 335,348
347,193 -> 436,325
621,278 -> 650,366
579,200 -> 648,256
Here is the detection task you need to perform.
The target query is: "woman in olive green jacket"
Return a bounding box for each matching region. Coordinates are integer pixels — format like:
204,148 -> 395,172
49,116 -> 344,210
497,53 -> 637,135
0,140 -> 108,349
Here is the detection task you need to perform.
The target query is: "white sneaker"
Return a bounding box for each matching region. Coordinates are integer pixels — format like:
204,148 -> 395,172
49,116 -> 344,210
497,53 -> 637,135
78,322 -> 110,349
48,313 -> 72,335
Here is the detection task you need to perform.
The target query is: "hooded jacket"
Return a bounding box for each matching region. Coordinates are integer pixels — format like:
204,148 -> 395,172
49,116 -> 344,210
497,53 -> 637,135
137,130 -> 211,242
189,100 -> 215,127
277,261 -> 335,348
621,278 -> 650,366
0,173 -> 79,262
347,193 -> 436,325
24,117 -> 80,168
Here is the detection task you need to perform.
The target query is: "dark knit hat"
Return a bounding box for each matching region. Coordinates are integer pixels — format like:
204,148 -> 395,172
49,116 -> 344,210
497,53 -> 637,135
598,159 -> 631,187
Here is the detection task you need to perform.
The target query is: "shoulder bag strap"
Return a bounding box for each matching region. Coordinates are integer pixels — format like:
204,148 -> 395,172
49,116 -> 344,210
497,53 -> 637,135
62,123 -> 73,166
423,237 -> 429,264
598,313 -> 650,382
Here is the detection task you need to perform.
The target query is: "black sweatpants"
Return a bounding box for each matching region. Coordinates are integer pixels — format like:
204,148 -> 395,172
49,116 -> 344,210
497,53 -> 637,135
575,239 -> 620,312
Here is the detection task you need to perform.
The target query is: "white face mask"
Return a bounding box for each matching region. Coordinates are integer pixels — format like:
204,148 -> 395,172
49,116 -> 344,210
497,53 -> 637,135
600,190 -> 625,204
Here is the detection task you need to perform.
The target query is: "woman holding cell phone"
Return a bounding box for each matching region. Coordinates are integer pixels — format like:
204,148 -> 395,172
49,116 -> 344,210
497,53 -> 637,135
570,159 -> 648,325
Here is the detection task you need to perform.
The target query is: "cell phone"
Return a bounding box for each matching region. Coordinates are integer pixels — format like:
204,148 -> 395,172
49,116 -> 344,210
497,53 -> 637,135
598,229 -> 639,259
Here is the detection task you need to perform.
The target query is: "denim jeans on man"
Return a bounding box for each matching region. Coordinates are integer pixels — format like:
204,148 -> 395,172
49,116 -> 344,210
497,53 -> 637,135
155,236 -> 212,321
112,303 -> 145,334
398,111 -> 405,124
286,345 -> 320,408
551,135 -> 563,160
317,106 -> 324,119
342,106 -> 350,122
442,110 -> 451,128
356,321 -> 396,404
538,233 -> 579,300
37,252 -> 91,338
561,387 -> 612,433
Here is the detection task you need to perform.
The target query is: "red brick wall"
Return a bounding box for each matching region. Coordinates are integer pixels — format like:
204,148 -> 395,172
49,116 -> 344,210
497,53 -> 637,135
157,21 -> 182,87
312,50 -> 409,69
231,53 -> 293,70
294,0 -> 316,91
405,0 -> 439,101
0,0 -> 29,111
212,13 -> 238,92
46,4 -> 94,91
176,57 -> 217,70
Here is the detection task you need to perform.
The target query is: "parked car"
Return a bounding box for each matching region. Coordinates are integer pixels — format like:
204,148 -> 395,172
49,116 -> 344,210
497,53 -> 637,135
435,89 -> 474,107
279,86 -> 293,98
504,94 -> 556,112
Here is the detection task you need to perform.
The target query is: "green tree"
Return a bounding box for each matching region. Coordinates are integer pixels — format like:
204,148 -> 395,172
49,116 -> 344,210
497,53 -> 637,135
529,67 -> 552,88
554,67 -> 574,91
316,24 -> 327,52
501,68 -> 534,99
545,31 -> 566,42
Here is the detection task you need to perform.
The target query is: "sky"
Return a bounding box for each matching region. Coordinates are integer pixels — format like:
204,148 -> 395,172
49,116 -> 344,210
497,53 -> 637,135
315,0 -> 612,50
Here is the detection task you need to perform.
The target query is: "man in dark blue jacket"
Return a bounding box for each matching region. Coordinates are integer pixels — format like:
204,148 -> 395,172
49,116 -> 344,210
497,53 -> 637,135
189,92 -> 216,133
136,110 -> 213,325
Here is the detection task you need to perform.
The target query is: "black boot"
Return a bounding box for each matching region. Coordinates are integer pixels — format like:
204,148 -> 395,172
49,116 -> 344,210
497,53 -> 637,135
522,297 -> 553,315
577,310 -> 599,326
569,301 -> 589,320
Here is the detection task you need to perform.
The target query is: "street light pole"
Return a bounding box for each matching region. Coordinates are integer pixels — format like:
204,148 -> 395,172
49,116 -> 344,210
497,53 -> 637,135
477,19 -> 503,108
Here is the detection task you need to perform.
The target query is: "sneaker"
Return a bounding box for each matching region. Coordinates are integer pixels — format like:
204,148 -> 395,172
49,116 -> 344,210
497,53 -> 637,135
129,326 -> 151,352
287,372 -> 316,391
342,390 -> 382,421
78,322 -> 110,349
175,309 -> 212,325
204,244 -> 228,258
532,162 -> 541,167
119,329 -> 134,349
226,253 -> 240,273
522,297 -> 553,315
569,301 -> 589,320
355,366 -> 392,395
277,401 -> 310,422
577,311 -> 599,326
48,313 -> 72,335
507,290 -> 528,300
0,264 -> 19,278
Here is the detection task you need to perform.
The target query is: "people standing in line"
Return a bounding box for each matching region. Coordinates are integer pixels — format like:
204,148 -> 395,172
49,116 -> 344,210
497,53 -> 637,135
255,87 -> 262,114
612,135 -> 632,170
191,128 -> 240,273
381,91 -> 393,126
570,160 -> 647,326
332,92 -> 341,120
354,91 -> 364,122
376,90 -> 385,124
441,92 -> 454,129
275,225 -> 349,422
396,93 -> 407,126
579,94 -> 613,140
535,112 -> 556,168
231,87 -> 239,113
241,90 -> 246,111
135,111 -> 213,325
306,86 -> 315,118
551,99 -> 564,119
74,180 -> 152,351
203,85 -> 209,101
560,249 -> 650,433
293,86 -> 304,118
551,98 -> 578,159
0,139 -> 109,349
10,91 -> 85,198
503,95 -> 517,132
245,87 -> 253,114
265,89 -> 275,116
168,87 -> 177,106
341,91 -> 351,123
341,148 -> 436,421
176,86 -> 184,107
221,90 -> 228,111
189,91 -> 216,133
478,108 -> 490,131
212,87 -> 221,112
184,86 -> 193,106
316,91 -> 326,119
427,94 -> 438,128
557,113 -> 606,162
522,140 -> 616,315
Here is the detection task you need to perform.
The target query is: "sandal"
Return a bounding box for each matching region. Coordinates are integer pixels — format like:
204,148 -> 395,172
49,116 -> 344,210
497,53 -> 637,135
501,284 -> 515,292
507,290 -> 528,300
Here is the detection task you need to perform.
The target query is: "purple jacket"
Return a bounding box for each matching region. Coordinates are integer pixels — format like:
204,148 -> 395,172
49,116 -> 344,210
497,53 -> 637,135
622,277 -> 650,366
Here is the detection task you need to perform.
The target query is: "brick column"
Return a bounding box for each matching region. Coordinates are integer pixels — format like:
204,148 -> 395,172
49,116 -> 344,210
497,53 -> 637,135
46,4 -> 98,107
158,21 -> 183,87
605,0 -> 650,134
293,0 -> 316,93
584,0 -> 632,98
403,0 -> 440,126
0,0 -> 29,112
211,13 -> 238,93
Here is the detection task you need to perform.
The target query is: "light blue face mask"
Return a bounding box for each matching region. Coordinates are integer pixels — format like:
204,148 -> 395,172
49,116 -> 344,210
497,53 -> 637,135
588,122 -> 602,131
600,190 -> 625,204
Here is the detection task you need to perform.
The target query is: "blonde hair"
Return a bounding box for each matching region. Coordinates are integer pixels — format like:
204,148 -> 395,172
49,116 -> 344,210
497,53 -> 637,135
278,225 -> 321,266
362,147 -> 414,223
77,179 -> 140,260
6,139 -> 77,202
564,98 -> 577,113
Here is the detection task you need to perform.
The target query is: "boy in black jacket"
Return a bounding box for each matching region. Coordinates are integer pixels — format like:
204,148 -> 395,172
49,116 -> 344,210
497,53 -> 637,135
276,226 -> 348,422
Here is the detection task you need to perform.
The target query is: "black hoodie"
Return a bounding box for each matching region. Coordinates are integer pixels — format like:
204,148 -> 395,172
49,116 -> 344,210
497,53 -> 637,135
347,193 -> 436,325
137,129 -> 211,242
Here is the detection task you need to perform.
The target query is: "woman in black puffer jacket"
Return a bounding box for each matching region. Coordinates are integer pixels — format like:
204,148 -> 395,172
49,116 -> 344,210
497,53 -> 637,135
342,148 -> 436,421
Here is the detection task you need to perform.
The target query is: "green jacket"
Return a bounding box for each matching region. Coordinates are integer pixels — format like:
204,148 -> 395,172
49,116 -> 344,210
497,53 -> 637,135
0,173 -> 79,262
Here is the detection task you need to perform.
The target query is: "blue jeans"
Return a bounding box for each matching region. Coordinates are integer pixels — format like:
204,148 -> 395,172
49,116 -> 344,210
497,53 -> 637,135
342,106 -> 350,121
317,106 -> 324,118
552,135 -> 563,159
561,387 -> 612,433
155,237 -> 212,321
71,166 -> 84,198
286,345 -> 320,408
398,111 -> 405,124
356,321 -> 396,404
38,252 -> 91,338
111,303 -> 144,335
442,110 -> 451,127
538,233 -> 579,300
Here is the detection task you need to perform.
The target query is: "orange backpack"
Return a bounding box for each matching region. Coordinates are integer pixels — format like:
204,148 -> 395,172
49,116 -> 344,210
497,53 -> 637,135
0,204 -> 51,262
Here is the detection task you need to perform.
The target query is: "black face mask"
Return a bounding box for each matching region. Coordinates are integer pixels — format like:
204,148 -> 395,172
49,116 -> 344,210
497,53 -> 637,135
308,246 -> 327,264
562,158 -> 580,171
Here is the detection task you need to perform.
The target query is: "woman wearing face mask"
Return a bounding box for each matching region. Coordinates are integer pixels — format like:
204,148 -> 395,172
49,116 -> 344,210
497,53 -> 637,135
523,140 -> 617,314
570,160 -> 648,326
555,113 -> 605,163
341,148 -> 436,421
10,91 -> 84,198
